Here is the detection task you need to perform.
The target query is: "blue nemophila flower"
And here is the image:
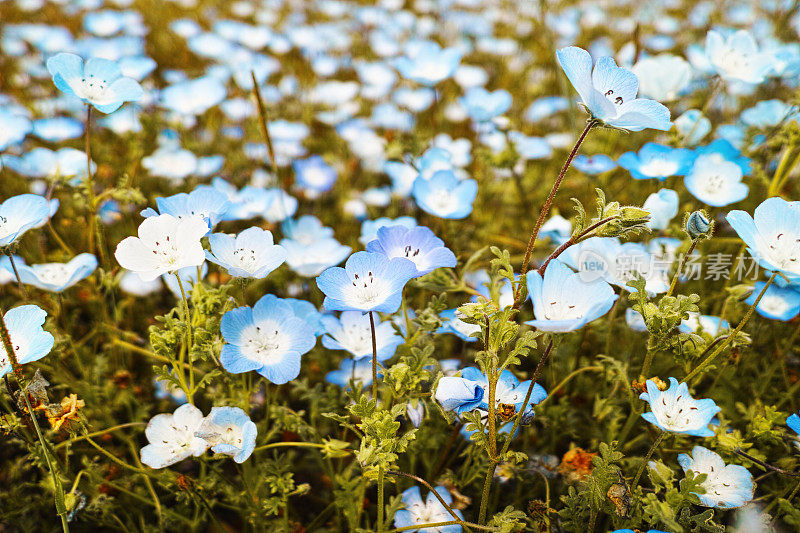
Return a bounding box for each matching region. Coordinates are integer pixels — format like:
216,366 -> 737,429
284,298 -> 325,337
282,237 -> 351,277
316,251 -> 416,313
12,253 -> 97,292
219,294 -> 316,384
366,225 -> 456,277
678,446 -> 754,509
360,216 -> 418,245
525,259 -> 618,333
726,197 -> 800,278
435,375 -> 485,414
694,139 -> 751,175
643,189 -> 679,230
0,108 -> 32,151
115,214 -> 209,281
31,116 -> 84,142
509,132 -> 552,160
640,377 -> 720,437
618,143 -> 694,181
467,367 -> 546,419
741,99 -> 798,129
412,170 -> 478,220
631,54 -> 691,101
321,311 -> 403,361
293,155 -> 337,193
679,313 -> 729,336
556,46 -> 671,131
460,87 -> 512,122
744,282 -> 800,321
0,194 -> 50,247
140,404 -> 209,469
394,40 -> 462,86
46,53 -> 143,113
206,227 -> 286,279
141,186 -> 231,230
437,309 -> 481,342
572,154 -> 617,176
394,486 -> 463,533
282,216 -> 334,244
325,357 -> 376,390
787,412 -> 800,436
0,305 -> 55,379
159,76 -> 227,116
4,147 -> 95,184
674,110 -> 711,145
194,407 -> 257,464
705,30 -> 772,84
685,155 -> 748,207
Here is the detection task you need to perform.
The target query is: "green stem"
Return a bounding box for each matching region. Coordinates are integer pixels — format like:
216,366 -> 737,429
631,431 -> 665,488
175,274 -> 195,403
369,311 -> 379,399
685,272 -> 778,384
389,521 -> 498,532
6,252 -> 27,298
377,466 -> 385,533
665,238 -> 699,297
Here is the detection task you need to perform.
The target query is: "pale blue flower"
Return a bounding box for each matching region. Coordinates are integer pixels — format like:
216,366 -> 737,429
316,251 -> 416,313
394,40 -> 462,86
0,194 -> 50,247
281,237 -> 351,277
46,53 -> 143,113
325,357 -> 375,390
744,282 -> 800,321
0,305 -> 55,378
194,406 -> 257,464
678,446 -> 753,508
366,225 -> 456,277
160,76 -> 227,116
12,253 -> 97,292
293,156 -> 337,193
631,54 -> 691,101
640,377 -> 720,437
3,147 -> 95,184
141,186 -> 231,230
460,87 -> 512,122
206,227 -> 286,279
674,110 -> 711,145
394,486 -> 463,533
740,99 -> 797,128
412,170 -> 478,220
220,294 -> 317,384
281,216 -> 334,245
525,259 -> 618,333
618,143 -> 693,181
435,375 -> 484,414
437,309 -> 481,342
685,153 -> 749,207
705,30 -> 773,84
556,46 -> 671,131
321,311 -> 403,361
571,154 -> 615,175
694,139 -> 751,175
643,189 -> 679,230
360,216 -> 417,245
31,117 -> 84,142
726,197 -> 800,278
0,108 -> 32,151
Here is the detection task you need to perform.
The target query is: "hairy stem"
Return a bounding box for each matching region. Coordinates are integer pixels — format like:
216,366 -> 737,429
631,431 -> 665,488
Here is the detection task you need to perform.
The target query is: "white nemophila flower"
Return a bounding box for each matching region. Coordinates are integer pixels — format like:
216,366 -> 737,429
640,377 -> 720,437
140,404 -> 210,469
704,30 -> 773,84
0,305 -> 55,379
194,406 -> 257,464
114,214 -> 208,281
685,155 -> 749,207
393,486 -> 463,532
0,194 -> 51,247
206,227 -> 287,279
678,446 -> 754,509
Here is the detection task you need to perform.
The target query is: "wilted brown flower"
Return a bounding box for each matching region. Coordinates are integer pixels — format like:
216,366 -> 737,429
557,447 -> 597,483
632,376 -> 668,394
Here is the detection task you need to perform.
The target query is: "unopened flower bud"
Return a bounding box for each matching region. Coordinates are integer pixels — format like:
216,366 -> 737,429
686,210 -> 712,239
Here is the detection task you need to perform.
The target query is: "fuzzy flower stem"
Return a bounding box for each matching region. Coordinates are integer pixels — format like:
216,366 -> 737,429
377,466 -> 385,533
5,252 -> 27,299
175,274 -> 195,403
665,238 -> 700,297
734,448 -> 800,477
385,471 -> 463,523
514,119 -> 597,307
389,521 -> 498,532
685,271 -> 778,384
631,431 -> 665,489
